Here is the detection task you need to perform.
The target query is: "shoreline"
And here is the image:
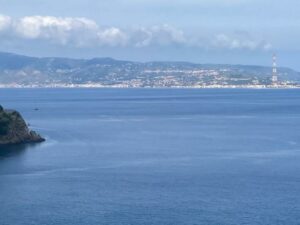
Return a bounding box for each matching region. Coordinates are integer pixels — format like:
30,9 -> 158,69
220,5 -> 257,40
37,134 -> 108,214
0,85 -> 300,89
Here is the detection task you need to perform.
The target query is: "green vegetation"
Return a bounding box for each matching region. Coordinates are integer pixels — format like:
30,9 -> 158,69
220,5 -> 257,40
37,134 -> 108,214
0,105 -> 11,135
0,105 -> 45,145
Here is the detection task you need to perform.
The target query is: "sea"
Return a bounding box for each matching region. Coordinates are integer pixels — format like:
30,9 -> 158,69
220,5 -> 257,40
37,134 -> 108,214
1,88 -> 300,225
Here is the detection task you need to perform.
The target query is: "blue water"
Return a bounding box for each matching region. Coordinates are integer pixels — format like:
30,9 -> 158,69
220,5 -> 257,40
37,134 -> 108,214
1,88 -> 300,225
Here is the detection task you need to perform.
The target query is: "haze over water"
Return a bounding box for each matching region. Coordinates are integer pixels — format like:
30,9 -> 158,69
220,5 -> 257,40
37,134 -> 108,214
1,88 -> 300,225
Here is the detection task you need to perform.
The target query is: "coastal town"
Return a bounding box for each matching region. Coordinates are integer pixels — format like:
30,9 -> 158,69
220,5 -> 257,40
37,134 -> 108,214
0,52 -> 299,88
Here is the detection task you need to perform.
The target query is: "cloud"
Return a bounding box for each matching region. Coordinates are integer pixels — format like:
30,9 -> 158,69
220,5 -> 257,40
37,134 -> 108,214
0,15 -> 11,32
0,14 -> 187,48
0,14 -> 272,51
134,25 -> 186,47
15,16 -> 99,44
13,16 -> 128,47
97,27 -> 128,47
212,33 -> 272,51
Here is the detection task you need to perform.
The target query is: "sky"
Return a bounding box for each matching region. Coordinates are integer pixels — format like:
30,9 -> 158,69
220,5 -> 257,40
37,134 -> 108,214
0,0 -> 299,69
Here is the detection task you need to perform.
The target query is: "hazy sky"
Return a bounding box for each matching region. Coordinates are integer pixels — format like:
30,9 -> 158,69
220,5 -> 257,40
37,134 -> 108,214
0,0 -> 299,69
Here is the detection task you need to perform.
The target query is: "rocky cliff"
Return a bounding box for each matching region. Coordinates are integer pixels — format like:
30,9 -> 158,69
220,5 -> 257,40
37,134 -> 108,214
0,105 -> 45,146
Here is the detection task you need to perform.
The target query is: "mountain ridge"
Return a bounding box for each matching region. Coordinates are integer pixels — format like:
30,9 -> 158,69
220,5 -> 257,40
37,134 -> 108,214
0,52 -> 299,87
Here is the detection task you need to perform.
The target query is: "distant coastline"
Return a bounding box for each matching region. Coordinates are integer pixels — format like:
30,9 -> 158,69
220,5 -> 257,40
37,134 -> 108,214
0,84 -> 300,89
0,52 -> 299,89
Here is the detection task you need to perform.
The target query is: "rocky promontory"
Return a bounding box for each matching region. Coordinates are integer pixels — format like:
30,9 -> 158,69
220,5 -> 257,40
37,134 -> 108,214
0,105 -> 45,146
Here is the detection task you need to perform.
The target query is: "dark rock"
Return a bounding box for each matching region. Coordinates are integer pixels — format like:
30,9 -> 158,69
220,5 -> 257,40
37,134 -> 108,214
0,105 -> 45,146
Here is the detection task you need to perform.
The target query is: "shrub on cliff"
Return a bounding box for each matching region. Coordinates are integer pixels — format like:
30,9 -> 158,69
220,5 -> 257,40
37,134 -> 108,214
0,110 -> 11,135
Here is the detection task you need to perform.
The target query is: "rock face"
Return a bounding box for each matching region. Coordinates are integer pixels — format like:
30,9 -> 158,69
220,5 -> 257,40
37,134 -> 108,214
0,105 -> 45,146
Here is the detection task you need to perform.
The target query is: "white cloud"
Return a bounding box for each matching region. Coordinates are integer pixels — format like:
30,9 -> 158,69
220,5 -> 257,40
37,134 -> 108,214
213,33 -> 272,51
0,15 -> 11,32
97,27 -> 128,47
5,15 -> 187,48
15,16 -> 99,45
0,14 -> 272,51
134,25 -> 186,47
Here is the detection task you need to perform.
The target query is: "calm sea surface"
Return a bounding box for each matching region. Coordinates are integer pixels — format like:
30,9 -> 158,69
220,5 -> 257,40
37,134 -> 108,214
1,88 -> 300,225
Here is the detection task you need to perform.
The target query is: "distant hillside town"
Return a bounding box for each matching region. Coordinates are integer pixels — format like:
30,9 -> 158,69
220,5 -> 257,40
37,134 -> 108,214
0,52 -> 299,88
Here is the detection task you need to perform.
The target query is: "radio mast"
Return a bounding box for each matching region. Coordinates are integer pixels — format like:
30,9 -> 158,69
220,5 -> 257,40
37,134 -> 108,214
272,53 -> 278,85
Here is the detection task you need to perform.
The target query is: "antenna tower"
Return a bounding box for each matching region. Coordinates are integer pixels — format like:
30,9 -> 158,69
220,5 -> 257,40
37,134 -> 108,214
272,53 -> 278,85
